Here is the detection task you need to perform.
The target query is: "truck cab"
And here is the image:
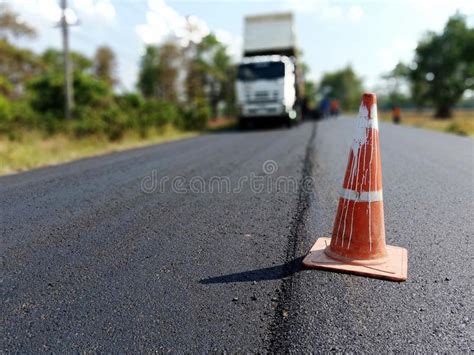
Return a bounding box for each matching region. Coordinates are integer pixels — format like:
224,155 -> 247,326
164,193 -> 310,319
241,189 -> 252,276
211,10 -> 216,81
236,12 -> 304,128
236,55 -> 299,127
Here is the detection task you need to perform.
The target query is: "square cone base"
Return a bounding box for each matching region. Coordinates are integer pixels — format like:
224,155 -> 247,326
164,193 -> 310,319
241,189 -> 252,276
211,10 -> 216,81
303,237 -> 408,282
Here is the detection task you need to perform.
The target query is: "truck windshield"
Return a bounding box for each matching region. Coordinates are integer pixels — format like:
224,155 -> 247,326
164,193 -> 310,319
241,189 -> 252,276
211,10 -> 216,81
237,62 -> 285,81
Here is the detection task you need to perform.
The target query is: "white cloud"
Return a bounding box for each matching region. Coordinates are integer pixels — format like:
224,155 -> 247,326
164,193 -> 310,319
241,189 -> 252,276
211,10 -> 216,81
321,5 -> 343,20
282,0 -> 324,13
283,0 -> 364,22
347,5 -> 364,23
11,0 -> 62,25
64,8 -> 78,25
73,0 -> 116,23
136,0 -> 240,60
10,0 -> 116,31
215,29 -> 242,60
410,0 -> 474,31
136,0 -> 209,47
377,37 -> 417,73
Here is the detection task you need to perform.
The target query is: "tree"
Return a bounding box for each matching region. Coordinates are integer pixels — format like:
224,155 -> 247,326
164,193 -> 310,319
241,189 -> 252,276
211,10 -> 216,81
157,42 -> 180,102
28,71 -> 111,116
29,50 -> 112,117
0,6 -> 39,98
407,14 -> 474,118
0,5 -> 36,40
380,63 -> 410,106
185,34 -> 234,118
93,45 -> 117,87
137,46 -> 160,98
319,66 -> 363,110
137,42 -> 180,101
41,48 -> 93,73
0,39 -> 40,97
304,80 -> 318,108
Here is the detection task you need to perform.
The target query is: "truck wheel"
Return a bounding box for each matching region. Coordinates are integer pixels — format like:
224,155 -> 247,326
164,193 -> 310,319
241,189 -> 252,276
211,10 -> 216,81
238,117 -> 248,130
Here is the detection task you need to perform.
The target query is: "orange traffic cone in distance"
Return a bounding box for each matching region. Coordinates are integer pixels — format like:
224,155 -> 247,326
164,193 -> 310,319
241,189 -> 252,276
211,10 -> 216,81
303,93 -> 407,281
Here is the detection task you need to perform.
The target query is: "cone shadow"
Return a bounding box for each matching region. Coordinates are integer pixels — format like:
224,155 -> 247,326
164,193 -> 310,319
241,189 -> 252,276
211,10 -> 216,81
199,256 -> 304,284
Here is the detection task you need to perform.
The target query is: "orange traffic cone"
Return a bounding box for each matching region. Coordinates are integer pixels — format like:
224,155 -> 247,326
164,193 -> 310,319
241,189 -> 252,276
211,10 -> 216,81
303,93 -> 407,281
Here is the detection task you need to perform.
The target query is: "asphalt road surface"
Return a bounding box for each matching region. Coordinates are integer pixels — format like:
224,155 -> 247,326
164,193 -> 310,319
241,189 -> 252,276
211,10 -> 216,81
1,118 -> 472,352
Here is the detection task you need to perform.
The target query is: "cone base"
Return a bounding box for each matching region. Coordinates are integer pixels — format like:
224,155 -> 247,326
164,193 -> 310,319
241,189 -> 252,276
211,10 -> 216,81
303,237 -> 407,282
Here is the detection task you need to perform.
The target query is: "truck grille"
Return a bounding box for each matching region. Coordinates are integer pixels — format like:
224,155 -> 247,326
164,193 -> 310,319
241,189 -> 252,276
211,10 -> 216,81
246,90 -> 278,103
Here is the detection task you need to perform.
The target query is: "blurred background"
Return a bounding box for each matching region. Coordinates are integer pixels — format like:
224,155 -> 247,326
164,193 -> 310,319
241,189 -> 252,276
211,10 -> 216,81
0,0 -> 473,174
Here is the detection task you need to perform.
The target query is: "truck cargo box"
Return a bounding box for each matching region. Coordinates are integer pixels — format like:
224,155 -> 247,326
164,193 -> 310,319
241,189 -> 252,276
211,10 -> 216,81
243,12 -> 296,57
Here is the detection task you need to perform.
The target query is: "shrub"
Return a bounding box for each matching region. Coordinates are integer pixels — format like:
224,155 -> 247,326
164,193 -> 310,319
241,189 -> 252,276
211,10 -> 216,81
72,112 -> 105,138
0,95 -> 13,134
40,112 -> 65,136
73,105 -> 128,140
28,71 -> 111,117
100,106 -> 128,141
446,120 -> 472,136
0,97 -> 44,139
115,93 -> 144,111
180,98 -> 210,131
136,100 -> 179,135
0,76 -> 13,97
10,100 -> 40,128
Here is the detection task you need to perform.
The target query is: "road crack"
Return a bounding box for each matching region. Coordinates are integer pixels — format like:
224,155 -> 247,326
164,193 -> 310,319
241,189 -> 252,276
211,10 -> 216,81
267,122 -> 317,352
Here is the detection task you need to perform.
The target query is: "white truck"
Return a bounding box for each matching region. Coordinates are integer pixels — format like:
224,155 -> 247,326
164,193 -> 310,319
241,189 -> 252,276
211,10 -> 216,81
236,12 -> 304,128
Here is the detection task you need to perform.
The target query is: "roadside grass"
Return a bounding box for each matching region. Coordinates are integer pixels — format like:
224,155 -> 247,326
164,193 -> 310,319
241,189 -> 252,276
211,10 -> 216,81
0,125 -> 198,175
378,109 -> 474,137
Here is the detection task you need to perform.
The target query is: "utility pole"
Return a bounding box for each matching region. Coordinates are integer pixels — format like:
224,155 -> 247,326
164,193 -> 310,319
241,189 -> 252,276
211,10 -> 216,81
60,0 -> 74,119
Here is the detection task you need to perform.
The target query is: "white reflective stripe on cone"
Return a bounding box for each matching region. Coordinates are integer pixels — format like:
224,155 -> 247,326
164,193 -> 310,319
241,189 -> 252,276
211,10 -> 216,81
340,188 -> 383,202
360,116 -> 378,130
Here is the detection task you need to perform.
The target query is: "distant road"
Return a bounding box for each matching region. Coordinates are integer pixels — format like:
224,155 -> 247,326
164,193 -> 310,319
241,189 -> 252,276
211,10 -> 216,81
1,118 -> 472,352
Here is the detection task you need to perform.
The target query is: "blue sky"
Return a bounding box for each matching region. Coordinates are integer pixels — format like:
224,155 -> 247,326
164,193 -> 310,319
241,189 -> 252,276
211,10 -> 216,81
8,0 -> 474,92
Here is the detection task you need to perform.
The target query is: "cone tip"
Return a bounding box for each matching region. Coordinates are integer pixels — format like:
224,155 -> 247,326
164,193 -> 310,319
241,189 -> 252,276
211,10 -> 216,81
362,93 -> 377,108
362,92 -> 377,108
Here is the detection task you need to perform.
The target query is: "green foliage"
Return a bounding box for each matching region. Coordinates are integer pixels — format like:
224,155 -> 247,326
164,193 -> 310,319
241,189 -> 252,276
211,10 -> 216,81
0,96 -> 42,138
0,7 -> 229,144
319,66 -> 363,110
380,63 -> 411,107
73,105 -> 128,140
137,46 -> 161,98
72,115 -> 105,138
407,14 -> 474,118
0,75 -> 13,96
72,97 -> 181,140
93,45 -> 117,86
73,72 -> 111,107
0,4 -> 37,39
446,121 -> 469,136
304,80 -> 318,108
136,33 -> 236,120
138,101 -> 165,134
179,99 -> 211,131
99,106 -> 129,141
116,93 -> 144,111
0,94 -> 12,129
28,71 -> 111,116
137,43 -> 181,102
0,39 -> 41,94
41,48 -> 93,73
186,34 -> 235,118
